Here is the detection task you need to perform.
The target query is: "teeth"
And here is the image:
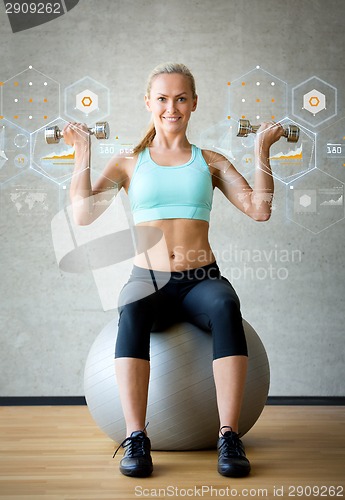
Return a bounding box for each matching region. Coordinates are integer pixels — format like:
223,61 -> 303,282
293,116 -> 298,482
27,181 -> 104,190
165,117 -> 180,121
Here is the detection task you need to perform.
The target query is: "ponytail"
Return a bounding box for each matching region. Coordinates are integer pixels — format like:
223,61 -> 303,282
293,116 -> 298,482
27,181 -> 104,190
133,122 -> 156,156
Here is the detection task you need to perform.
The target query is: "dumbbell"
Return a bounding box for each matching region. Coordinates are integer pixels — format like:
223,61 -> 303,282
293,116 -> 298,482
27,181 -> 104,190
45,122 -> 110,144
237,119 -> 299,143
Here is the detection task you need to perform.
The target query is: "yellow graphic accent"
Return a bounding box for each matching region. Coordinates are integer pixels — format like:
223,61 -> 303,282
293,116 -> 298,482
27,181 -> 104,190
269,145 -> 303,161
82,96 -> 92,107
42,150 -> 75,161
309,96 -> 320,107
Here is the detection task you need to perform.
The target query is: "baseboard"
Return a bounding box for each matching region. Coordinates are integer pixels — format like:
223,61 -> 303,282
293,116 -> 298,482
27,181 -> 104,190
0,396 -> 344,406
0,396 -> 87,406
267,396 -> 345,405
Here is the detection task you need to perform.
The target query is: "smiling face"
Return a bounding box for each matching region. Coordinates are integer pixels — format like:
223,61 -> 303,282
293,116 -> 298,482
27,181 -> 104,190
145,73 -> 198,134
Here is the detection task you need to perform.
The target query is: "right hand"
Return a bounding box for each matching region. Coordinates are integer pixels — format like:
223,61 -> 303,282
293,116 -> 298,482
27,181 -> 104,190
62,122 -> 90,147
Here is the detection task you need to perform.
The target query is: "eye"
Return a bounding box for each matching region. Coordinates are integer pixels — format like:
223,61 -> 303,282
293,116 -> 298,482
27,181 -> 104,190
158,97 -> 166,101
178,97 -> 186,102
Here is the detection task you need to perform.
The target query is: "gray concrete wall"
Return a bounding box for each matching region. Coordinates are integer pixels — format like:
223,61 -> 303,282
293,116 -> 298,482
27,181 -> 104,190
0,0 -> 344,397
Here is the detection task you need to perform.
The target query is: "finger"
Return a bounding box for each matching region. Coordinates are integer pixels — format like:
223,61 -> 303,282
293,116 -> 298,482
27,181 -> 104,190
71,122 -> 81,132
63,122 -> 73,133
277,122 -> 285,134
74,123 -> 85,132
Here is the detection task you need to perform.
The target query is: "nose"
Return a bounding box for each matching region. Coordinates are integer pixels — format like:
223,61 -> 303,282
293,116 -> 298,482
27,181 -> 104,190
166,100 -> 177,114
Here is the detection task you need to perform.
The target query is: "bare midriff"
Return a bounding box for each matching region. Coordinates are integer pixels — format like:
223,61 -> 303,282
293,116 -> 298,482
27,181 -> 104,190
133,218 -> 216,272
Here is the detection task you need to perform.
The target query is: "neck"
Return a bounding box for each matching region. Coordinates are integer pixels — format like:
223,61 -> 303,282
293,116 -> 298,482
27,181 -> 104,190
151,132 -> 190,151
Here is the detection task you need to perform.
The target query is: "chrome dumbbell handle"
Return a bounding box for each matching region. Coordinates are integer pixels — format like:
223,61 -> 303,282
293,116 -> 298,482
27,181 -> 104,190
237,119 -> 299,143
45,122 -> 110,144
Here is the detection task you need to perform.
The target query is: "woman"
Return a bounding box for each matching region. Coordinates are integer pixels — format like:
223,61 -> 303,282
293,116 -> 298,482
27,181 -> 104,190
63,62 -> 283,479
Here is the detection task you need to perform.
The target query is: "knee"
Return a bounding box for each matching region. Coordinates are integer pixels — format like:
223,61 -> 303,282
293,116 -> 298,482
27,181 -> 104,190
209,294 -> 241,316
115,301 -> 153,361
118,298 -> 148,318
115,327 -> 151,361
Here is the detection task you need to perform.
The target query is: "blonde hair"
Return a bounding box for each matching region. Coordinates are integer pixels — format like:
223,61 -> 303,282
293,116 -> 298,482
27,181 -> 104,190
133,62 -> 197,155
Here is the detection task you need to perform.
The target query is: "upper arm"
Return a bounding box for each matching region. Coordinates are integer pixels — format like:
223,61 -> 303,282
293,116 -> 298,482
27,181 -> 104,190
92,154 -> 132,194
202,149 -> 254,215
203,149 -> 273,221
72,154 -> 135,225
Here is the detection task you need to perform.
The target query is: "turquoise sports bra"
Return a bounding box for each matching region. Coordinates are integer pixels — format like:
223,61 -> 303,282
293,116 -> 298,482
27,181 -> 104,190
128,145 -> 213,224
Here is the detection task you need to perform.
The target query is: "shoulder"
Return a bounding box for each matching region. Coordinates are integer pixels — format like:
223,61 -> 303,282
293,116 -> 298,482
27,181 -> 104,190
94,151 -> 140,193
106,151 -> 138,176
201,148 -> 227,162
200,148 -> 235,176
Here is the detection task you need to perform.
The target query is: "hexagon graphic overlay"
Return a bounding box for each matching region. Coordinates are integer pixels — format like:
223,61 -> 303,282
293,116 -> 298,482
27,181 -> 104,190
227,66 -> 287,123
76,89 -> 99,115
286,169 -> 344,234
1,66 -> 60,133
64,76 -> 109,122
0,119 -> 30,184
199,117 -> 315,186
1,169 -> 59,219
317,117 -> 345,183
265,117 -> 315,184
292,76 -> 337,128
303,89 -> 326,115
31,118 -> 81,185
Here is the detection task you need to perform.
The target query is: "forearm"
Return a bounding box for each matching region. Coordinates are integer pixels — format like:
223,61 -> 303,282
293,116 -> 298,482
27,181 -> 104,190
69,142 -> 119,225
69,142 -> 92,201
69,141 -> 98,225
254,141 -> 274,193
250,141 -> 274,220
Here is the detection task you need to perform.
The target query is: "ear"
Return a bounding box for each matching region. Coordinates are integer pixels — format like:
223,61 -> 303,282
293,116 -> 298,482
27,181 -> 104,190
192,94 -> 198,112
144,94 -> 152,112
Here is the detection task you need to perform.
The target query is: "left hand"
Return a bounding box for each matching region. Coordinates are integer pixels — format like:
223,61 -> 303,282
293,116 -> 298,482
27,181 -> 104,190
255,121 -> 285,148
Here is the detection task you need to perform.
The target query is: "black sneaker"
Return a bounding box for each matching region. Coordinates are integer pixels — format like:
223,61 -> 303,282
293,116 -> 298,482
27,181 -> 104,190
217,426 -> 251,477
113,430 -> 153,478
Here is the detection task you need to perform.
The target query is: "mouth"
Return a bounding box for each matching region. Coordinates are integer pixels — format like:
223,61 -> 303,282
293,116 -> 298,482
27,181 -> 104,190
163,117 -> 181,122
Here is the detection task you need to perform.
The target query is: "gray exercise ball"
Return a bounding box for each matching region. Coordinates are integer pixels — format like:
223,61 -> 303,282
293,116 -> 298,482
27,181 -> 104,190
84,318 -> 270,451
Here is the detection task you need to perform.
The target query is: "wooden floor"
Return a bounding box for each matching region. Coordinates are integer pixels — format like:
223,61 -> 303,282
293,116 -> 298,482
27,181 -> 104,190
0,406 -> 344,500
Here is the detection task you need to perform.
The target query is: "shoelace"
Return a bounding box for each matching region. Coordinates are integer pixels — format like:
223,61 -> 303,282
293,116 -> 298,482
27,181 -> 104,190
112,423 -> 149,459
112,433 -> 146,458
219,426 -> 244,458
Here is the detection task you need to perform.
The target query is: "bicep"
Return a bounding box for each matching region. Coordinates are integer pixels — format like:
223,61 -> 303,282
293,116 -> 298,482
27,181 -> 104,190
92,155 -> 130,194
214,166 -> 253,214
204,150 -> 253,214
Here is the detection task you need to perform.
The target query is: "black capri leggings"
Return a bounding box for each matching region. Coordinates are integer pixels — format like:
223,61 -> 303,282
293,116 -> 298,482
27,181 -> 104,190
115,261 -> 248,361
